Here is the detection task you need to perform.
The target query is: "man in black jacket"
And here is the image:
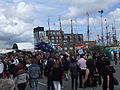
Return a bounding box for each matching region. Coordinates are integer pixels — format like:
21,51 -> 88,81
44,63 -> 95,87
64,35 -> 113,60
44,57 -> 55,90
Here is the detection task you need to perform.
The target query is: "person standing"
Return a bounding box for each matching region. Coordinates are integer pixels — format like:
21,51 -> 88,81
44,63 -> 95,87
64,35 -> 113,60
28,60 -> 41,90
52,60 -> 63,90
102,60 -> 115,90
63,54 -> 70,80
69,58 -> 79,90
77,54 -> 87,88
15,63 -> 28,90
114,52 -> 117,65
3,60 -> 9,79
83,60 -> 97,90
13,56 -> 19,66
96,55 -> 105,85
9,60 -> 17,79
44,57 -> 55,90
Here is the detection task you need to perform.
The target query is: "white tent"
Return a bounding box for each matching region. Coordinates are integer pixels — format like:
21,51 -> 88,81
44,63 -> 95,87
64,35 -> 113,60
0,49 -> 14,54
13,42 -> 34,51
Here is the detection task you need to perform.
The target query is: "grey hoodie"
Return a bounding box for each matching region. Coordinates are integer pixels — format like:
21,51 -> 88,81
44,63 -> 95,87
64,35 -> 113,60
15,70 -> 28,84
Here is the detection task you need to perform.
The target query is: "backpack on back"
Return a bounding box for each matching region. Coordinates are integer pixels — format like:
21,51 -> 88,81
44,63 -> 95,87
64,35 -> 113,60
28,64 -> 41,79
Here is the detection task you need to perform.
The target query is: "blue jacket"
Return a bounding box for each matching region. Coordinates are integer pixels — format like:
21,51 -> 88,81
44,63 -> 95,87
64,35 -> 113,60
28,64 -> 41,79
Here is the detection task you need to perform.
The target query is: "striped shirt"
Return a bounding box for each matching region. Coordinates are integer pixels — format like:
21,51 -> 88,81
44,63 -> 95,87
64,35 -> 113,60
77,58 -> 87,70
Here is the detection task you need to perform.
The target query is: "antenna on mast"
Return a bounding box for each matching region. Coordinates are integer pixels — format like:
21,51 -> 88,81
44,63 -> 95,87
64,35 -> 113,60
112,20 -> 117,45
48,18 -> 51,40
71,19 -> 75,51
59,17 -> 63,49
86,12 -> 90,41
105,19 -> 108,46
114,20 -> 117,45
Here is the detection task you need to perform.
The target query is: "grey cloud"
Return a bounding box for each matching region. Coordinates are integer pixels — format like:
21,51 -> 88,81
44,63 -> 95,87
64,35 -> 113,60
0,0 -> 120,48
0,1 -> 39,48
63,0 -> 120,18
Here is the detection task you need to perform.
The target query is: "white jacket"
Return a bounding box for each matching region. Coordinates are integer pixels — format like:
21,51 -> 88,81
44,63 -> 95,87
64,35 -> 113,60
0,62 -> 4,74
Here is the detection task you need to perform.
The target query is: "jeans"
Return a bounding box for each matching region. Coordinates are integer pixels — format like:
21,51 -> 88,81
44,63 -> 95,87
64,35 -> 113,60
103,76 -> 114,90
71,76 -> 78,90
47,76 -> 54,90
53,81 -> 61,90
30,79 -> 39,90
86,87 -> 94,90
79,70 -> 86,88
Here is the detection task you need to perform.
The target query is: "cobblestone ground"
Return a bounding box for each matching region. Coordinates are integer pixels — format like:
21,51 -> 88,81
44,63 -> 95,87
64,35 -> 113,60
18,61 -> 120,90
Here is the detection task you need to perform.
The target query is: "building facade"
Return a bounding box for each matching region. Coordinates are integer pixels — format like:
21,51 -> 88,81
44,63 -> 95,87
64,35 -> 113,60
46,30 -> 83,50
33,27 -> 47,44
46,30 -> 63,44
33,27 -> 83,51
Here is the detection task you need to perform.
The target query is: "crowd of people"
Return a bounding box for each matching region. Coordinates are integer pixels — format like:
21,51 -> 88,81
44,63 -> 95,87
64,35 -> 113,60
0,50 -> 118,90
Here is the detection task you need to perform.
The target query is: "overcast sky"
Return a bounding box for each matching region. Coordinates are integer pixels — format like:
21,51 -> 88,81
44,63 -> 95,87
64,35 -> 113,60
0,0 -> 120,48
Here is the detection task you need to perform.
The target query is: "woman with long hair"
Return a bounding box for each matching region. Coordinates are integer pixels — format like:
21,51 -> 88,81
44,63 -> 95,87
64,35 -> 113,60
52,60 -> 63,90
15,63 -> 28,90
102,59 -> 115,90
83,60 -> 97,90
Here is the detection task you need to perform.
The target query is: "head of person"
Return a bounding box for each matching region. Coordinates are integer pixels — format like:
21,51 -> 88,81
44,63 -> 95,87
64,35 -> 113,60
17,63 -> 25,70
63,54 -> 68,59
96,55 -> 101,61
26,60 -> 31,64
48,57 -> 54,62
53,60 -> 60,68
80,54 -> 84,58
31,60 -> 37,64
104,58 -> 111,66
86,60 -> 94,71
71,58 -> 76,63
88,55 -> 92,60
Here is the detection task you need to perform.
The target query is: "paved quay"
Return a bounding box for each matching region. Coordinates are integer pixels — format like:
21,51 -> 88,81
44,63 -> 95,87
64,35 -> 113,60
24,61 -> 120,90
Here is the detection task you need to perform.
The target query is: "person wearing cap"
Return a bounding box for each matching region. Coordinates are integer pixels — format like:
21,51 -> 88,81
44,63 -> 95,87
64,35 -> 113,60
88,55 -> 93,60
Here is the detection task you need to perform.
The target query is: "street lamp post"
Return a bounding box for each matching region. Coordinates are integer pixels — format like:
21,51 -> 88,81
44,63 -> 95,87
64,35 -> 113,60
105,19 -> 109,46
98,10 -> 104,46
71,19 -> 75,51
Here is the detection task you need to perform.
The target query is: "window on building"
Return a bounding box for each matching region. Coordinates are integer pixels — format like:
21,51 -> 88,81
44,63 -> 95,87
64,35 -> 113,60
51,37 -> 54,39
53,32 -> 55,35
78,36 -> 81,41
70,47 -> 73,50
56,40 -> 58,43
52,40 -> 54,42
50,32 -> 52,34
67,36 -> 70,39
56,37 -> 59,39
70,40 -> 72,42
64,36 -> 67,39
